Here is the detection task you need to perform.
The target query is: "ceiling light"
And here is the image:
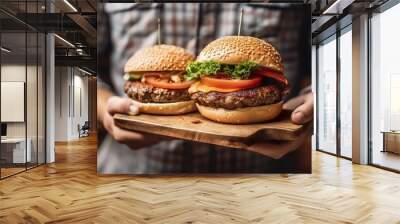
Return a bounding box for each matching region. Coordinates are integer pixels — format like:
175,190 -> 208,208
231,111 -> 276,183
78,67 -> 92,76
323,0 -> 354,15
1,47 -> 11,53
63,0 -> 78,12
76,48 -> 87,56
54,34 -> 75,48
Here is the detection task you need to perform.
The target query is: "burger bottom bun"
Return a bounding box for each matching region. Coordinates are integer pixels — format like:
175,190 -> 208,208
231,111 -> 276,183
132,100 -> 196,115
196,102 -> 283,124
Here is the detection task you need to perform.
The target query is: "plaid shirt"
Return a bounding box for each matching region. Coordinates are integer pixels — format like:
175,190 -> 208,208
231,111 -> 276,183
98,3 -> 310,173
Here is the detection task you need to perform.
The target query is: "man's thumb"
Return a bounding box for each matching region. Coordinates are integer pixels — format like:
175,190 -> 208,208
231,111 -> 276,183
107,97 -> 138,115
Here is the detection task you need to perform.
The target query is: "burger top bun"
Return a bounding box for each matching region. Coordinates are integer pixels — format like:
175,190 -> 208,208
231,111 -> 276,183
197,36 -> 284,73
124,45 -> 195,73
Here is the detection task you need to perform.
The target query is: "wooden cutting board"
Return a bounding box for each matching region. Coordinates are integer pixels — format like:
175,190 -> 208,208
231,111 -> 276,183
114,111 -> 306,149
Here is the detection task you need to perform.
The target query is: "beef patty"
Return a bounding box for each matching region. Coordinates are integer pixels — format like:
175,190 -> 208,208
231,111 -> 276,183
191,85 -> 282,110
124,81 -> 191,103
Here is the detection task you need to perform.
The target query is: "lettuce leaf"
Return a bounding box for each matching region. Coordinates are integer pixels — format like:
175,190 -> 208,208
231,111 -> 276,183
185,61 -> 221,80
185,61 -> 258,80
230,61 -> 258,79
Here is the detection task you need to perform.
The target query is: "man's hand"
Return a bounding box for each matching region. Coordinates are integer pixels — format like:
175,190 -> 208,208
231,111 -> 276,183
98,88 -> 168,149
283,92 -> 313,125
246,92 -> 313,159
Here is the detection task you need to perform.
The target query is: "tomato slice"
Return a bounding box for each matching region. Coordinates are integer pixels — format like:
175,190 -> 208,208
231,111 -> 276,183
253,68 -> 288,85
144,74 -> 195,89
200,75 -> 262,89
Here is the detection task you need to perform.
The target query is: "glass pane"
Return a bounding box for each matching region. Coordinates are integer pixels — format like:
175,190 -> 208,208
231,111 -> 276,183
371,3 -> 400,171
0,1 -> 46,178
1,31 -> 28,177
27,30 -> 38,169
38,32 -> 45,165
26,0 -> 39,169
339,29 -> 352,158
317,37 -> 337,154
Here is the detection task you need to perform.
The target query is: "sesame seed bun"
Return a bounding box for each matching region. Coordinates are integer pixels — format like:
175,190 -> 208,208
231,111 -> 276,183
133,100 -> 196,115
195,102 -> 283,124
124,45 -> 195,73
124,45 -> 196,115
197,36 -> 283,73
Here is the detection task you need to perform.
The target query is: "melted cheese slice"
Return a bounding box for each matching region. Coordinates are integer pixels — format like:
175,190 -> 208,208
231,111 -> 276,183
188,82 -> 241,94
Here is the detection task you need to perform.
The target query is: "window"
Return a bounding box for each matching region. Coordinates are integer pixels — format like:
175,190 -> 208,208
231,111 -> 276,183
317,35 -> 337,154
316,26 -> 353,158
339,27 -> 352,158
370,2 -> 400,171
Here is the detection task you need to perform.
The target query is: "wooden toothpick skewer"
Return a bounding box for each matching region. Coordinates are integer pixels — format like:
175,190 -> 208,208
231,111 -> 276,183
157,18 -> 161,45
238,8 -> 244,36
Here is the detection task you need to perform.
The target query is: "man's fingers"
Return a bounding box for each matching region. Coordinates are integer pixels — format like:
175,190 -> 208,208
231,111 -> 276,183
291,95 -> 313,125
107,96 -> 131,115
112,126 -> 146,144
113,126 -> 169,149
107,96 -> 139,116
283,95 -> 305,110
291,105 -> 313,124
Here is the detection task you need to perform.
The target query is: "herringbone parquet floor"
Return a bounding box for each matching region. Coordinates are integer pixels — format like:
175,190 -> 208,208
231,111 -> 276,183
1,134 -> 400,224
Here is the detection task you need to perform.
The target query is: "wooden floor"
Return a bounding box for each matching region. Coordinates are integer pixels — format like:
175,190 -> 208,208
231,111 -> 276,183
372,150 -> 400,171
1,135 -> 400,224
1,167 -> 26,178
1,163 -> 45,178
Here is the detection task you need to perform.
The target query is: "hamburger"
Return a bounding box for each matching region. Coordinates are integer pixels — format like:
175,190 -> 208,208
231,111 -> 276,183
185,36 -> 289,124
124,45 -> 197,115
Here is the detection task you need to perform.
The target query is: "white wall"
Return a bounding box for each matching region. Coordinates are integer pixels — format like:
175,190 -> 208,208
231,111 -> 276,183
73,73 -> 89,137
54,66 -> 69,141
1,65 -> 40,138
1,63 -> 46,164
1,65 -> 26,136
54,66 -> 89,141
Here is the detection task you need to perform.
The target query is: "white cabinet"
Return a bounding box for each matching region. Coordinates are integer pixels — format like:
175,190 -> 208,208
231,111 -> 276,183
1,138 -> 32,163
